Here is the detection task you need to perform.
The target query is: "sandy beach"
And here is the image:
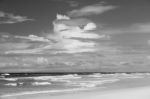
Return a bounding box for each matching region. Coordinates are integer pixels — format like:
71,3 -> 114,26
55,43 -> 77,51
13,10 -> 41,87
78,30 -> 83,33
46,87 -> 150,99
2,86 -> 150,99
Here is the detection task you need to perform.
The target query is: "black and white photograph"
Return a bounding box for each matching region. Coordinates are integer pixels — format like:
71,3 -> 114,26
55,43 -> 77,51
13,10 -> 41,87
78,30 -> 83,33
0,0 -> 150,99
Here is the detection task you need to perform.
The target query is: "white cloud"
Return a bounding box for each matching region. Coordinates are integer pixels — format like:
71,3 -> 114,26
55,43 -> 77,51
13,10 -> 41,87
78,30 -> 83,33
62,39 -> 95,49
0,11 -> 34,24
4,14 -> 110,54
15,35 -> 50,42
56,14 -> 70,20
53,14 -> 101,39
67,4 -> 117,17
83,23 -> 96,31
59,27 -> 100,39
51,14 -> 105,53
51,14 -> 111,54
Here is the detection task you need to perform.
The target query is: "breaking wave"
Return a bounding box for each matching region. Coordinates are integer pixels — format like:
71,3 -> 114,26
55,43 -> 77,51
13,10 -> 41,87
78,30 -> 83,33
32,74 -> 82,81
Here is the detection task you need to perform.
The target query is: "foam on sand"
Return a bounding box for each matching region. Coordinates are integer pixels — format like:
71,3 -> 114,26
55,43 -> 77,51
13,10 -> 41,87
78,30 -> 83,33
0,88 -> 88,98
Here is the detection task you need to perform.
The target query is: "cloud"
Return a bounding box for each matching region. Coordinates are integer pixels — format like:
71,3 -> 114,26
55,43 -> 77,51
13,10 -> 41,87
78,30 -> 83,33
67,0 -> 79,7
54,14 -> 100,39
83,23 -> 96,31
51,14 -> 110,53
3,14 -> 110,54
103,23 -> 150,34
0,33 -> 50,43
0,42 -> 31,54
0,11 -> 34,24
15,35 -> 50,42
0,34 -> 52,54
67,4 -> 117,17
54,17 -> 91,27
131,23 -> 150,33
53,14 -> 102,39
53,22 -> 100,39
56,14 -> 70,20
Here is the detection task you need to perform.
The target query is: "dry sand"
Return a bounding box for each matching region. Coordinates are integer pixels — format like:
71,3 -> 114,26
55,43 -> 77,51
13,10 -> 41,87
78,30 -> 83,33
51,87 -> 150,99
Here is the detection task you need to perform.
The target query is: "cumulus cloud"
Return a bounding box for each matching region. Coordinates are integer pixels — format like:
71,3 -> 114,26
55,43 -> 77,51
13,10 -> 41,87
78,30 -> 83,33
0,11 -> 34,24
53,14 -> 101,38
83,23 -> 96,31
51,14 -> 107,53
54,17 -> 91,27
56,14 -> 70,20
67,4 -> 117,17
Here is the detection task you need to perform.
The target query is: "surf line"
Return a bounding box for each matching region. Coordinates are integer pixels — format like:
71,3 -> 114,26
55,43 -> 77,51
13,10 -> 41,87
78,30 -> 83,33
0,88 -> 89,98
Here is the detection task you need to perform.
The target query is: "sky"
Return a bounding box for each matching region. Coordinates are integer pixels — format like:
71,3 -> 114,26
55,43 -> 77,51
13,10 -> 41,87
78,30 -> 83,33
0,0 -> 150,72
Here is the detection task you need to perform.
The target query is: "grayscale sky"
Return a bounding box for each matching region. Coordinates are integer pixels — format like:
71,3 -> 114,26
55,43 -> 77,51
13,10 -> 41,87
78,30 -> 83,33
0,0 -> 150,72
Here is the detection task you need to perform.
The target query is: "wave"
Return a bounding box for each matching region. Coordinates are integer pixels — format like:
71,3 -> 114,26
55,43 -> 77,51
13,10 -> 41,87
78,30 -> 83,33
4,83 -> 17,86
88,73 -> 103,78
0,78 -> 18,81
32,74 -> 81,81
65,79 -> 119,88
1,73 -> 149,88
88,73 -> 148,79
31,82 -> 51,86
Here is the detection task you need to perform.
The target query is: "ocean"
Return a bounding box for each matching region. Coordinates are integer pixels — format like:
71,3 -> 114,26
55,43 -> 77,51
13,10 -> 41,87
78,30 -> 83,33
0,72 -> 150,98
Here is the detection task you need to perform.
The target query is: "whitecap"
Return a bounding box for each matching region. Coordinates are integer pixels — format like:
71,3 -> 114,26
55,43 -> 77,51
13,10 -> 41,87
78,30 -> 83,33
4,83 -> 17,86
32,82 -> 51,86
1,73 -> 10,76
33,74 -> 81,81
88,73 -> 103,78
3,78 -> 18,81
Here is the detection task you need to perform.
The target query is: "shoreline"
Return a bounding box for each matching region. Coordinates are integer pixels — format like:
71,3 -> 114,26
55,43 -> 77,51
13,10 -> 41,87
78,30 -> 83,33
2,85 -> 150,99
1,76 -> 150,99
